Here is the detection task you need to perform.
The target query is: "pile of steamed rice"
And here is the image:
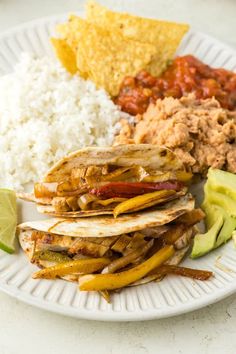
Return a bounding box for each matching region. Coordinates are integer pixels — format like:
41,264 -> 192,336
0,54 -> 130,190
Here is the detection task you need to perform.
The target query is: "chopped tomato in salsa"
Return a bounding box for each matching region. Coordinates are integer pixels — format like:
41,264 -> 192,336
115,55 -> 236,115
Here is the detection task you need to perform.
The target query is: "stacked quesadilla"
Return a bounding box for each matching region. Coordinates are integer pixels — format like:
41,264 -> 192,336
18,145 -> 212,300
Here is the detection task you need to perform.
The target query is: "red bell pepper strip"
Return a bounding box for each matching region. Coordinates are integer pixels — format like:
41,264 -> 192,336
90,181 -> 183,199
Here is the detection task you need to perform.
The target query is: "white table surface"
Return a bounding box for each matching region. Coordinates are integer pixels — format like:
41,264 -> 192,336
0,1 -> 236,353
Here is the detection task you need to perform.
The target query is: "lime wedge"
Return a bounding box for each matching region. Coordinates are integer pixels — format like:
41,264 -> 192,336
0,189 -> 17,253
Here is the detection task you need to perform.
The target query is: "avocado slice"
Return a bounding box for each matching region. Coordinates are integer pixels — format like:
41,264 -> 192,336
204,184 -> 236,217
215,215 -> 236,248
201,200 -> 218,229
191,210 -> 224,259
207,168 -> 236,202
192,169 -> 236,258
202,201 -> 236,248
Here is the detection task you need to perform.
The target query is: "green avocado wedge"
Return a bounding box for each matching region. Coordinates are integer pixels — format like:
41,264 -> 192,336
201,200 -> 219,229
202,201 -> 236,249
191,211 -> 224,259
207,168 -> 236,202
204,184 -> 236,218
191,168 -> 236,258
215,214 -> 236,248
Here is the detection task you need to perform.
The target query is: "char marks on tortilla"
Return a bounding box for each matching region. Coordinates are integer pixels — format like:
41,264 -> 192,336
18,194 -> 194,238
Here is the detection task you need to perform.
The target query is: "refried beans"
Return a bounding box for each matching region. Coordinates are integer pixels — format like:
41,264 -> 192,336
114,95 -> 236,174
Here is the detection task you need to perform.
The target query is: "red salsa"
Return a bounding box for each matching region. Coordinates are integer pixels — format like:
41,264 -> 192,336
115,55 -> 236,115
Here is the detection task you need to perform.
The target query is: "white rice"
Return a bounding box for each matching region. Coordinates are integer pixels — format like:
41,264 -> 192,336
0,53 -> 129,190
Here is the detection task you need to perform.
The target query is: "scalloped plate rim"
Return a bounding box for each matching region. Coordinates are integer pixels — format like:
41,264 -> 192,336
0,13 -> 236,321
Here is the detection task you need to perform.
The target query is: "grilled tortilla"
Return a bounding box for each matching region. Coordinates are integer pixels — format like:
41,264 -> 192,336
18,195 -> 196,279
18,144 -> 192,218
18,195 -> 194,238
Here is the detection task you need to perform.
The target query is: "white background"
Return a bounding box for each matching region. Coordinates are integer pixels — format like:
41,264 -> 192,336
0,1 -> 236,353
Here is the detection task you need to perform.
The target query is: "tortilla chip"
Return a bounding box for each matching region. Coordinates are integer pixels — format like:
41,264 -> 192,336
51,38 -> 77,74
56,23 -> 70,39
73,18 -> 157,96
56,18 -> 90,79
56,17 -> 81,53
86,1 -> 189,75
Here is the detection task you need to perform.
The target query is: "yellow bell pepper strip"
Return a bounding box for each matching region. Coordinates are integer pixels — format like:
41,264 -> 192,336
113,190 -> 176,217
95,197 -> 127,206
149,265 -> 213,281
99,290 -> 111,303
79,245 -> 174,291
130,265 -> 213,286
32,257 -> 111,279
102,240 -> 154,274
143,171 -> 192,183
32,250 -> 71,263
175,171 -> 193,183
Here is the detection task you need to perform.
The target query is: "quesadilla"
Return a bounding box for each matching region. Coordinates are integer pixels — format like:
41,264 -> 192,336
18,144 -> 192,218
18,195 -> 210,296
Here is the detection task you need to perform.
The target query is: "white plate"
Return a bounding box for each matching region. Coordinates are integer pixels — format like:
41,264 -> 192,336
0,14 -> 236,321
